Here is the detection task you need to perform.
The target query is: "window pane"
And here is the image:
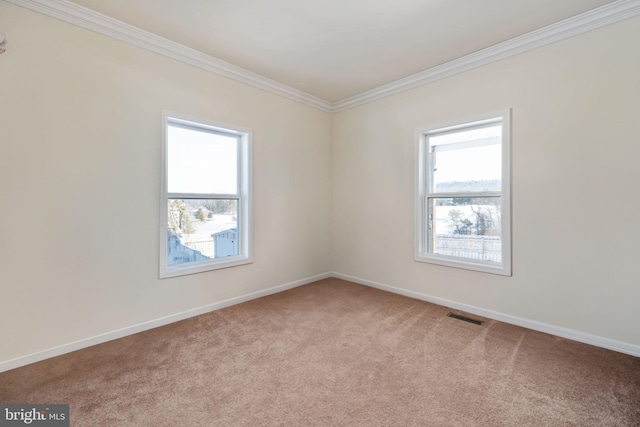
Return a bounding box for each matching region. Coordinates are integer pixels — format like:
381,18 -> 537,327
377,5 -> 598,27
167,199 -> 238,266
430,124 -> 501,193
168,125 -> 238,194
428,197 -> 502,263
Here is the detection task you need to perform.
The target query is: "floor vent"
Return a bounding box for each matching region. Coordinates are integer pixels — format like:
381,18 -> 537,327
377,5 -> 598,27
446,312 -> 485,325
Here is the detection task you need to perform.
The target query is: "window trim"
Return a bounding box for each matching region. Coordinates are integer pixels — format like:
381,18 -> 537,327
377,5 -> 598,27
160,111 -> 253,278
414,110 -> 511,276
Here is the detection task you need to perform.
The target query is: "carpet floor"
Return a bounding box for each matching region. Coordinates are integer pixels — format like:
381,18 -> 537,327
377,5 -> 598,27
1,278 -> 639,426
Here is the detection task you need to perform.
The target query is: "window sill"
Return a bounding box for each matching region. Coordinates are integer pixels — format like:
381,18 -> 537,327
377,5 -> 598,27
160,256 -> 253,279
415,253 -> 511,276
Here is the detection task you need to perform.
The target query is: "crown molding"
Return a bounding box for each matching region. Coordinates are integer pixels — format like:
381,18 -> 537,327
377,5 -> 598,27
6,0 -> 640,114
5,0 -> 334,113
331,0 -> 640,112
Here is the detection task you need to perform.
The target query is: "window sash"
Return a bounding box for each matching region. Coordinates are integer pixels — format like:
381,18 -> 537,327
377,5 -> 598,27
423,118 -> 503,194
166,119 -> 242,197
424,195 -> 502,261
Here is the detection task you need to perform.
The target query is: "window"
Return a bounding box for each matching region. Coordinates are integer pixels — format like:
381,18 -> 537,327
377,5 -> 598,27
160,113 -> 252,278
415,110 -> 511,275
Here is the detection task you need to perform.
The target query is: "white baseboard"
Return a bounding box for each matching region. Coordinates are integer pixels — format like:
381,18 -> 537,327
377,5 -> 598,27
331,272 -> 640,357
0,272 -> 332,373
3,270 -> 636,373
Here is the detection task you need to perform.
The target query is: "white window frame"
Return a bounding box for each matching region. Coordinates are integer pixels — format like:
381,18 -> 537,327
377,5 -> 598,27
415,110 -> 511,276
160,112 -> 253,278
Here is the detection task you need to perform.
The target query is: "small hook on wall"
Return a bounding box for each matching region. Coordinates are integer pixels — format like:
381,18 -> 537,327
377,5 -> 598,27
0,33 -> 7,54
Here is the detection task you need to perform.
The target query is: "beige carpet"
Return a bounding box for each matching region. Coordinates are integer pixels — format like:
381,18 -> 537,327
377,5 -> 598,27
1,278 -> 639,426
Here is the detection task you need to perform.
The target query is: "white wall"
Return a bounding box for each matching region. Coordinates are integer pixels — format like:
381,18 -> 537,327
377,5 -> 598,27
0,3 -> 332,364
332,16 -> 640,347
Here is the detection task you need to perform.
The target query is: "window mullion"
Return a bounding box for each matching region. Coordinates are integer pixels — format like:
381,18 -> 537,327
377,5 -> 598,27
168,193 -> 240,200
425,191 -> 502,199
